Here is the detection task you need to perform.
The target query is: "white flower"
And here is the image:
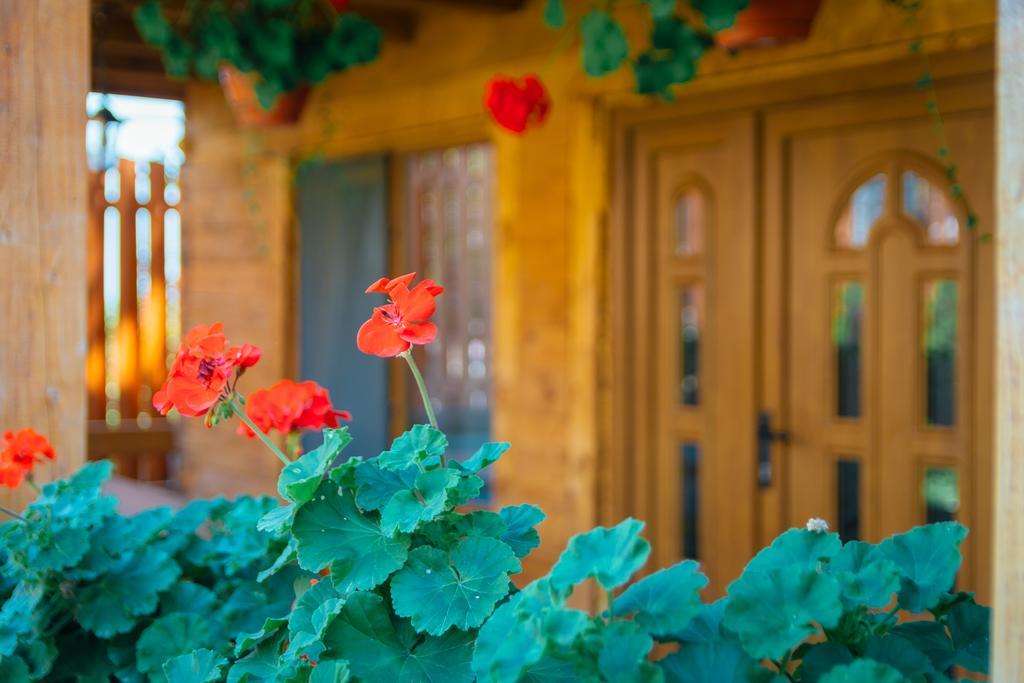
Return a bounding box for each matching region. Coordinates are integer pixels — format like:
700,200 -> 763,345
805,517 -> 830,533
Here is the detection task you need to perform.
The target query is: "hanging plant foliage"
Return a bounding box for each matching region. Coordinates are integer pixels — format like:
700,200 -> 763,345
133,0 -> 381,112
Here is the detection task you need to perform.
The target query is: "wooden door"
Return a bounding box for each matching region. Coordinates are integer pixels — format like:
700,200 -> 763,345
767,84 -> 994,599
627,115 -> 757,593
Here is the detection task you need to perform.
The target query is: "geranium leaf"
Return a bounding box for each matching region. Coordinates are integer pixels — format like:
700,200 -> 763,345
287,580 -> 345,658
797,642 -> 855,682
692,0 -> 748,32
745,528 -> 841,574
256,504 -> 295,536
278,427 -> 351,504
227,633 -> 286,683
889,621 -> 954,673
818,659 -> 906,683
379,468 -> 460,536
670,599 -> 728,643
391,536 -> 520,635
877,522 -> 968,611
76,547 -> 181,638
257,537 -> 297,582
498,504 -> 545,558
613,560 -> 708,634
160,581 -> 218,617
234,615 -> 289,657
0,582 -> 43,656
161,649 -> 228,683
723,568 -> 842,660
448,473 -> 485,506
0,655 -> 29,683
543,0 -> 565,28
658,638 -> 756,683
454,510 -> 507,539
580,11 -> 629,77
354,461 -> 418,511
323,591 -> 474,682
827,541 -> 900,609
309,659 -> 351,683
457,442 -> 510,474
136,613 -> 211,678
644,0 -> 677,19
945,599 -> 990,674
472,592 -> 546,683
329,455 -> 362,490
378,425 -> 448,471
596,621 -> 654,682
292,481 -> 409,590
550,518 -> 650,591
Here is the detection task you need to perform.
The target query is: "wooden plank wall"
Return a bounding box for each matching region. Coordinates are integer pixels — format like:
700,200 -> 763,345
993,0 -> 1024,676
0,0 -> 89,508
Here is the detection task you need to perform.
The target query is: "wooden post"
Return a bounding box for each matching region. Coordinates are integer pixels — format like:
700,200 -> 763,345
994,1 -> 1024,677
0,0 -> 89,507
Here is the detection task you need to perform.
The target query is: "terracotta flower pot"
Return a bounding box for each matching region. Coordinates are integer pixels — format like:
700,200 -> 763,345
218,65 -> 311,128
715,0 -> 823,50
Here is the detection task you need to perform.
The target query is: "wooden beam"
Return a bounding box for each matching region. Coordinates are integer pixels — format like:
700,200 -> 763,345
994,1 -> 1024,677
0,0 -> 89,506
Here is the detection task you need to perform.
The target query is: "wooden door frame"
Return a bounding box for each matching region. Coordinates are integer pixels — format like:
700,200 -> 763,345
604,43 -> 994,562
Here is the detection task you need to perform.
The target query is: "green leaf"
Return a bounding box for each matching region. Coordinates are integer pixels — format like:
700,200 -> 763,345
692,0 -> 749,32
391,536 -> 520,635
76,547 -> 181,637
133,0 -> 173,46
379,425 -> 448,470
257,537 -> 297,582
330,455 -> 362,490
827,541 -> 900,609
457,442 -> 510,474
861,635 -> 933,678
278,427 -> 351,504
379,468 -> 460,536
0,582 -> 42,656
818,659 -> 907,683
288,580 -> 345,658
227,633 -> 286,683
745,528 -> 841,574
543,0 -> 566,28
234,616 -> 289,657
256,503 -> 296,536
550,518 -> 650,592
0,655 -> 29,683
471,592 -> 546,683
877,522 -> 967,611
292,482 -> 409,590
613,560 -> 707,635
659,638 -> 755,683
645,0 -> 677,19
889,621 -> 954,673
136,613 -> 211,678
355,461 -> 418,511
161,649 -> 228,683
723,568 -> 842,660
671,599 -> 727,643
498,504 -> 545,558
946,598 -> 989,673
160,581 -> 218,616
323,591 -> 475,682
596,621 -> 654,682
309,659 -> 351,683
797,642 -> 855,683
580,11 -> 630,77
448,473 -> 485,507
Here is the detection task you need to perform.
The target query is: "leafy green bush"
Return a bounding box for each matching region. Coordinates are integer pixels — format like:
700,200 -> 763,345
133,0 -> 381,108
474,518 -> 990,682
0,461 -> 300,682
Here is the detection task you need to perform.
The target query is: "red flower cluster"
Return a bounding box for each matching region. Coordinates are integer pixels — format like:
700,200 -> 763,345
238,380 -> 351,439
329,0 -> 350,10
153,323 -> 261,418
0,428 -> 55,489
357,273 -> 444,357
484,74 -> 551,134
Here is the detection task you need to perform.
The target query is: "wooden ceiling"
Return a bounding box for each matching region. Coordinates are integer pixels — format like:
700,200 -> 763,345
91,0 -> 527,100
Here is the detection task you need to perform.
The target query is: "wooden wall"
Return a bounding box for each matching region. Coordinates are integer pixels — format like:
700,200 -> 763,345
180,0 -> 995,580
0,0 -> 89,509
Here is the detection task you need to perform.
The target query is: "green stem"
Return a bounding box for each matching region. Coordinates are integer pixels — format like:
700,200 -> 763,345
26,476 -> 40,494
0,506 -> 28,524
230,396 -> 293,467
606,589 -> 615,622
403,352 -> 439,430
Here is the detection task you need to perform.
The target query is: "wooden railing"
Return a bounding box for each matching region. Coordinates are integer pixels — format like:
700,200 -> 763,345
87,158 -> 181,482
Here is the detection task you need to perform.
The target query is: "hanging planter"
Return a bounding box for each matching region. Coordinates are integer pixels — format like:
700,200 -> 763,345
715,0 -> 823,50
218,66 -> 311,128
134,0 -> 382,128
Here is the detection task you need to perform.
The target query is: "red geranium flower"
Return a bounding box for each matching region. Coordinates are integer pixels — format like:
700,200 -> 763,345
357,273 -> 444,357
153,323 -> 261,418
0,428 -> 55,489
238,380 -> 352,439
484,74 -> 551,134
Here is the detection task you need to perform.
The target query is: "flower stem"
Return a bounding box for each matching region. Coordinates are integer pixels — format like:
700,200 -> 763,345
26,477 -> 40,494
0,506 -> 28,524
229,396 -> 292,466
403,351 -> 438,430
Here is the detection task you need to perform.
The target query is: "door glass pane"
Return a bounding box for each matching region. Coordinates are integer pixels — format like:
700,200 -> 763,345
903,170 -> 959,245
923,466 -> 959,523
836,458 -> 861,542
835,174 -> 886,248
832,282 -> 864,418
681,443 -> 700,559
679,286 -> 703,406
923,280 -> 957,427
675,189 -> 704,256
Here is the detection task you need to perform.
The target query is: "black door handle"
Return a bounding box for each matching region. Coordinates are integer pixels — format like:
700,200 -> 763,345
757,411 -> 789,488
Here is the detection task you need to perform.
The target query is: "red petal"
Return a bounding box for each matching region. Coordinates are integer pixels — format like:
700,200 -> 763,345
399,321 -> 438,346
357,312 -> 410,357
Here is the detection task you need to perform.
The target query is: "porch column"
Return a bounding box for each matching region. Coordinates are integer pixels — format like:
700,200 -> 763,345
0,1 -> 89,508
994,0 -> 1024,677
